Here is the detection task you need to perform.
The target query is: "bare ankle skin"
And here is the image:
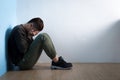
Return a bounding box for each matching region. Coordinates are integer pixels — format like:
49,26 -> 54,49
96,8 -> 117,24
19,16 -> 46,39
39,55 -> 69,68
52,55 -> 59,62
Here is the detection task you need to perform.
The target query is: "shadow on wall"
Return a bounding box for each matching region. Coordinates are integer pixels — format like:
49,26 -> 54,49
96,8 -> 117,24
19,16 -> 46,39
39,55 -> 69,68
100,20 -> 120,62
5,26 -> 13,71
84,20 -> 120,62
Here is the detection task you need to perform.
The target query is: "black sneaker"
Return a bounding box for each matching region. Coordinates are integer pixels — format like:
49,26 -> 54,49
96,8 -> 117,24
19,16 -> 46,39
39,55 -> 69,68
51,56 -> 72,70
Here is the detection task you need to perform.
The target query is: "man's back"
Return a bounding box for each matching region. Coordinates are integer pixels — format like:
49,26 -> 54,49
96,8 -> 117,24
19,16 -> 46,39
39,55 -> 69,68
8,25 -> 32,65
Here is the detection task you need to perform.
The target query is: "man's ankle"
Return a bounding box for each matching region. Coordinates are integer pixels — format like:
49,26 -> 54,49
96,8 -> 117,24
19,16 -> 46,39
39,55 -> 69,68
52,55 -> 59,63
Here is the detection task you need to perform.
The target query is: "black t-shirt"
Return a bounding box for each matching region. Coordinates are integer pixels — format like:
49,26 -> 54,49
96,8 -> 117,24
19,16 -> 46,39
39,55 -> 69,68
8,25 -> 33,65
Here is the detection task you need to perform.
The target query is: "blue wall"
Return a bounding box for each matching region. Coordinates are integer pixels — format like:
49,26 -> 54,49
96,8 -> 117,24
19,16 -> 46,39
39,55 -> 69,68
0,0 -> 16,76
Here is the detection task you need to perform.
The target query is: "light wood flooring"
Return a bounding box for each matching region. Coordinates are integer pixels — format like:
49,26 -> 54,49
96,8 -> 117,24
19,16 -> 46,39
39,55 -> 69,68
0,63 -> 120,80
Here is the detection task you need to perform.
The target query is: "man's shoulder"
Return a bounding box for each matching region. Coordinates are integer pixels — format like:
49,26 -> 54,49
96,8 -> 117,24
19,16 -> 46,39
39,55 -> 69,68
10,24 -> 26,37
13,24 -> 23,30
12,24 -> 25,33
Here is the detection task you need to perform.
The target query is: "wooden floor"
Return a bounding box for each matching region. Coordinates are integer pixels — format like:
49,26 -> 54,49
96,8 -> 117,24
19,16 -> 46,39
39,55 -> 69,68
0,63 -> 120,80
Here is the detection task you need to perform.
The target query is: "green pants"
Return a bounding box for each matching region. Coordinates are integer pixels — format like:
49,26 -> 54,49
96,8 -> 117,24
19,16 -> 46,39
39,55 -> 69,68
17,33 -> 57,70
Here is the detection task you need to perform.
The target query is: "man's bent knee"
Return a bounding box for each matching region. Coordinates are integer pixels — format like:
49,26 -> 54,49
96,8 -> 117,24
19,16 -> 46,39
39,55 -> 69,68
40,33 -> 50,41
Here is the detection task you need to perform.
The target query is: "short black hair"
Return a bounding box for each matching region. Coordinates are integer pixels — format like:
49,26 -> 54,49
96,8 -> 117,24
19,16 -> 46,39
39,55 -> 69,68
27,17 -> 44,31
